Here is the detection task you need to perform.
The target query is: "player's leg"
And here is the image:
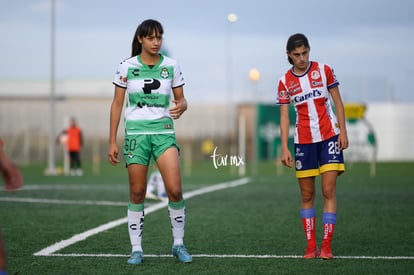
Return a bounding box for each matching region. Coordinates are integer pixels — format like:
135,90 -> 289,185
69,151 -> 76,175
319,135 -> 345,259
156,147 -> 182,202
0,230 -> 7,274
299,177 -> 318,258
319,171 -> 339,260
295,143 -> 320,258
155,135 -> 192,263
73,152 -> 83,176
124,134 -> 151,265
126,163 -> 148,264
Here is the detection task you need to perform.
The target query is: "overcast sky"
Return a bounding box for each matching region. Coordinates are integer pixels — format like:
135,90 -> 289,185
1,0 -> 413,103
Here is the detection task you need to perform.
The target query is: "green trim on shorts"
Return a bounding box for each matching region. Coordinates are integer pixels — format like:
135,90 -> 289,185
128,202 -> 145,212
125,117 -> 174,135
168,199 -> 185,210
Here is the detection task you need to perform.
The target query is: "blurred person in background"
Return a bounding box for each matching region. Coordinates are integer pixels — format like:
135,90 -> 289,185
145,162 -> 168,201
276,33 -> 348,259
108,19 -> 192,265
57,117 -> 84,176
0,138 -> 23,274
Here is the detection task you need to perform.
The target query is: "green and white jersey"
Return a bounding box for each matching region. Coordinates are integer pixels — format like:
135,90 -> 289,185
113,54 -> 185,135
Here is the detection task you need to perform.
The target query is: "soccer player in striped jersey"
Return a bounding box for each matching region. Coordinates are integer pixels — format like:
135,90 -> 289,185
276,33 -> 349,259
108,19 -> 192,265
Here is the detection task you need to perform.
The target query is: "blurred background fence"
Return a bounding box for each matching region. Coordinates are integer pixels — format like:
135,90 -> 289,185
1,91 -> 414,170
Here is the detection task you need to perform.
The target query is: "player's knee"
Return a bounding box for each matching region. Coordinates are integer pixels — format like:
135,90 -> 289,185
166,187 -> 182,201
129,185 -> 146,202
301,191 -> 314,204
322,190 -> 335,200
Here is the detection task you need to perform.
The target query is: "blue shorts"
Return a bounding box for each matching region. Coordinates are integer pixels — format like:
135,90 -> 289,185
123,134 -> 180,166
294,135 -> 345,178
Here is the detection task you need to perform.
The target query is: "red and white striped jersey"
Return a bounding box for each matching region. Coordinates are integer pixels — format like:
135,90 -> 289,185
276,61 -> 340,144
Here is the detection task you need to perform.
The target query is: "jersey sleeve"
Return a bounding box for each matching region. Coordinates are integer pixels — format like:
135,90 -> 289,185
172,62 -> 185,88
113,61 -> 128,88
275,78 -> 290,105
324,64 -> 339,89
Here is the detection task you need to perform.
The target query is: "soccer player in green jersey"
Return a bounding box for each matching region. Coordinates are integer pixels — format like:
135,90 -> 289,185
108,19 -> 192,265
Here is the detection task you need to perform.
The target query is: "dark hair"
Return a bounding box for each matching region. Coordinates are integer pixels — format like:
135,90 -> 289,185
286,33 -> 310,65
131,19 -> 164,57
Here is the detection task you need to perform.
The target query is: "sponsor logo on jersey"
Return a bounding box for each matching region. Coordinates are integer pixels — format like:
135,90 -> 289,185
143,79 -> 161,94
311,80 -> 323,87
136,102 -> 165,108
295,160 -> 302,170
295,147 -> 304,157
293,89 -> 322,103
287,81 -> 302,95
119,75 -> 127,84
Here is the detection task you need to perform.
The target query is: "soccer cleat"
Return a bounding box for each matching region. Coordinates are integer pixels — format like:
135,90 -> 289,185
172,245 -> 192,263
145,192 -> 158,200
127,251 -> 144,265
303,246 -> 319,259
320,245 -> 333,260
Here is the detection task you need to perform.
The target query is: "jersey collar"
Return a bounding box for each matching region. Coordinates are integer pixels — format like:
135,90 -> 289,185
137,54 -> 164,69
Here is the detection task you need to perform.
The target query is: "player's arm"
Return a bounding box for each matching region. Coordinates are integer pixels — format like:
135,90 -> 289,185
280,104 -> 293,168
108,85 -> 126,165
170,85 -> 187,120
329,86 -> 349,150
0,138 -> 23,191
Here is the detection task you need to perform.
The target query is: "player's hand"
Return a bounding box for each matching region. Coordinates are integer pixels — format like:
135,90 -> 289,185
338,132 -> 349,150
281,149 -> 293,168
108,144 -> 120,166
169,98 -> 187,119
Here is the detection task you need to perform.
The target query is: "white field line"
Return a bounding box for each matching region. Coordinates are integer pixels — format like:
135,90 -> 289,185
46,253 -> 414,260
33,177 -> 250,256
0,197 -> 127,206
1,184 -> 125,191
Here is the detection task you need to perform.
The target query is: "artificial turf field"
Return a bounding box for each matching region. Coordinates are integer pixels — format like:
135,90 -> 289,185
1,161 -> 413,274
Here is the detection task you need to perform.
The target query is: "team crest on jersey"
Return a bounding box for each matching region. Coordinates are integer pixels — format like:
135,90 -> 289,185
160,67 -> 169,79
311,70 -> 320,79
165,123 -> 172,129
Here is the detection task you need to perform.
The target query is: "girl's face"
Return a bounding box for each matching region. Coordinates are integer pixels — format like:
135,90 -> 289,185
138,31 -> 163,56
287,45 -> 310,73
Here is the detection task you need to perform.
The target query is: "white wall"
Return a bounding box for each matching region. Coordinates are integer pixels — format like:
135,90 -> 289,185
365,103 -> 414,161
